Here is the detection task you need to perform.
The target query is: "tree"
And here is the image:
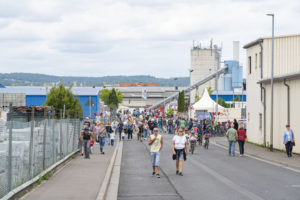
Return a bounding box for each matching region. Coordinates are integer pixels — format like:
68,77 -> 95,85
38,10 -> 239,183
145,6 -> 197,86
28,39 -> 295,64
195,94 -> 200,102
217,98 -> 230,108
108,88 -> 119,110
177,90 -> 185,113
100,88 -> 123,110
207,87 -> 213,95
44,83 -> 83,118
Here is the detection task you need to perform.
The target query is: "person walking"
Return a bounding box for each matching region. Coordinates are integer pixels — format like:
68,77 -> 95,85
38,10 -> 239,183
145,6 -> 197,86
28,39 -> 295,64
148,127 -> 163,178
106,122 -> 113,145
127,121 -> 134,140
168,118 -> 174,134
143,120 -> 149,140
226,123 -> 238,156
118,121 -> 124,140
237,124 -> 247,156
80,123 -> 93,159
98,123 -> 107,154
172,128 -> 188,176
283,124 -> 295,157
233,119 -> 239,131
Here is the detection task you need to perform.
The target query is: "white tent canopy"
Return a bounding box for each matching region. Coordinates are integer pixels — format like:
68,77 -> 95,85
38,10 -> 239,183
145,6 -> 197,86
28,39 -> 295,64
192,88 -> 224,111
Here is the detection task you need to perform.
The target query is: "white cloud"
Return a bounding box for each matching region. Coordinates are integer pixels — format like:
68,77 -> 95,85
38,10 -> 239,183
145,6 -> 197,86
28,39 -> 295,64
0,0 -> 300,77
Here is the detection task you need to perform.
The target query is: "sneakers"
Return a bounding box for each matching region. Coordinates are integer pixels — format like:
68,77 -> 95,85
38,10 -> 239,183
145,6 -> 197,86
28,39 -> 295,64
176,170 -> 179,175
179,172 -> 183,176
156,174 -> 160,178
152,172 -> 155,176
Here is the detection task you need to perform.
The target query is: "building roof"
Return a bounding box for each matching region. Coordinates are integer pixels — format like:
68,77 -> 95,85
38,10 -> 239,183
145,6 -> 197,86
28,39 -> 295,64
211,90 -> 246,95
0,87 -> 100,96
243,34 -> 300,49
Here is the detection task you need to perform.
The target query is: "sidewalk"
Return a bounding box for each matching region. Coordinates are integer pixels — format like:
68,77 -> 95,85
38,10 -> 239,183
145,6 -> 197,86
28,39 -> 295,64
214,137 -> 300,171
21,141 -> 117,200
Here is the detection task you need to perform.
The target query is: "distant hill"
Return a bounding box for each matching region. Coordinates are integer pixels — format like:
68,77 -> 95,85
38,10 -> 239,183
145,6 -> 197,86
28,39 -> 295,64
0,73 -> 189,87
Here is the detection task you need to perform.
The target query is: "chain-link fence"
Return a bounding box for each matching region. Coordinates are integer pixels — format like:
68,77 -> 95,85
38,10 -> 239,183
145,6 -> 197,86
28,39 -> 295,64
0,118 -> 82,199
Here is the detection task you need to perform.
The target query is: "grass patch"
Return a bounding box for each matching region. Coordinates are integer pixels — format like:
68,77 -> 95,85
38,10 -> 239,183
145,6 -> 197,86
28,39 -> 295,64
246,141 -> 270,149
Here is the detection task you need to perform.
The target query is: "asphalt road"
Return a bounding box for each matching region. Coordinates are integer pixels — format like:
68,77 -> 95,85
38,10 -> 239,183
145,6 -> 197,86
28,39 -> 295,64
118,134 -> 300,200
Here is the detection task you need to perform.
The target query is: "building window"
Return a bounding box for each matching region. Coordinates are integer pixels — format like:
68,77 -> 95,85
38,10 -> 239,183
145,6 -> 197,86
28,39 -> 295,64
255,53 -> 258,69
259,113 -> 262,129
248,56 -> 252,74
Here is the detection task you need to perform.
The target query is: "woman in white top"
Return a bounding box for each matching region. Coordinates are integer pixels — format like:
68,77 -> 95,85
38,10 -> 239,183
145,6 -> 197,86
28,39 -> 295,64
172,128 -> 188,176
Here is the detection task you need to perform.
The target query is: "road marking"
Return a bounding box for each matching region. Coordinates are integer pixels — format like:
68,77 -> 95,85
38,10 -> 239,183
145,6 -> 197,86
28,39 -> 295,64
188,155 -> 264,200
212,142 -> 300,174
291,185 -> 300,188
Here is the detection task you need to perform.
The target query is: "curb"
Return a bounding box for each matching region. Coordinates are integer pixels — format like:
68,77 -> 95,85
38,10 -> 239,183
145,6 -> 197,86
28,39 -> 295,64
1,149 -> 79,200
212,142 -> 300,174
105,141 -> 123,200
96,140 -> 122,200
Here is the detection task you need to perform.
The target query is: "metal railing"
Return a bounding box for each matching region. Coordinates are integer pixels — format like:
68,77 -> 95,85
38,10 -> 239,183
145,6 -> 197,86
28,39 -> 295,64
0,118 -> 82,199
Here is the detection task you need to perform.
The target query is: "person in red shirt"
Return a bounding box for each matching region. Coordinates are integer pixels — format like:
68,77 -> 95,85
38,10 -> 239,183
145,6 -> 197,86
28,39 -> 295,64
237,124 -> 247,156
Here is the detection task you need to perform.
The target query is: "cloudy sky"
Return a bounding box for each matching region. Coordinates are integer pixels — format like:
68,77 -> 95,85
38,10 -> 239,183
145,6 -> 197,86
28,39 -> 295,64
1,0 -> 299,78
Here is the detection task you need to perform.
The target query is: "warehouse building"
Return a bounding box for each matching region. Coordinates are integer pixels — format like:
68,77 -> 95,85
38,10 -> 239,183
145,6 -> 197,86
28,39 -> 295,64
0,87 -> 100,119
244,34 -> 300,153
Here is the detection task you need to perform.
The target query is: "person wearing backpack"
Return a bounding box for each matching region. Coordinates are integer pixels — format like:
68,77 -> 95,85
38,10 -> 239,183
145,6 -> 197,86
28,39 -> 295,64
80,123 -> 93,159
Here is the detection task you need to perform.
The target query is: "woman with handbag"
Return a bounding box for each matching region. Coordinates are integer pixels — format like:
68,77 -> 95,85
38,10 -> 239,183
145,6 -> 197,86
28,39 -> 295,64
283,124 -> 295,157
172,128 -> 188,176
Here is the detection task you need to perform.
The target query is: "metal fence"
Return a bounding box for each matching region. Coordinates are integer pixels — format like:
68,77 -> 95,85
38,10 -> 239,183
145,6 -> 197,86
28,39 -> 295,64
0,118 -> 82,199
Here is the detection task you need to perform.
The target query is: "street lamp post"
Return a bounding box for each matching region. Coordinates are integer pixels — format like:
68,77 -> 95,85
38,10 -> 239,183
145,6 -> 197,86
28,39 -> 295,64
267,13 -> 274,152
189,69 -> 194,119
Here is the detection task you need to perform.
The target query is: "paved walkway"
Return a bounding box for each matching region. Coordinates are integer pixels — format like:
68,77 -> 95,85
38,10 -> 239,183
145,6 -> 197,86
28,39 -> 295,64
118,139 -> 182,200
21,141 -> 117,200
214,137 -> 300,171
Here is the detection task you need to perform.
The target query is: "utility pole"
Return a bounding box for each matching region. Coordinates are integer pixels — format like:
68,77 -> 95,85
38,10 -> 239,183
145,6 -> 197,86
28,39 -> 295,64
267,13 -> 274,152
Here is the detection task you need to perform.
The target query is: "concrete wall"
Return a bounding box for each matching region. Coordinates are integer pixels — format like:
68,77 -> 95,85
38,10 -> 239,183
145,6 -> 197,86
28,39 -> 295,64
190,48 -> 219,103
246,44 -> 265,145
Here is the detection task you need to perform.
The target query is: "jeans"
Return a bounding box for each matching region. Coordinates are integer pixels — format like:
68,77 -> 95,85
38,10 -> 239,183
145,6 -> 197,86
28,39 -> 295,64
228,141 -> 236,156
144,129 -> 148,139
128,130 -> 133,140
111,139 -> 114,146
99,137 -> 106,153
285,141 -> 293,157
118,128 -> 122,140
83,139 -> 90,158
150,152 -> 160,166
168,125 -> 173,134
108,133 -> 111,145
158,125 -> 162,132
238,140 -> 245,155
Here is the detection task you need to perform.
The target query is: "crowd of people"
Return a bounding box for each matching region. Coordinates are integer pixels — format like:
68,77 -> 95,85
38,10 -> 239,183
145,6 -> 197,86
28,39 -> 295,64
78,109 -> 295,178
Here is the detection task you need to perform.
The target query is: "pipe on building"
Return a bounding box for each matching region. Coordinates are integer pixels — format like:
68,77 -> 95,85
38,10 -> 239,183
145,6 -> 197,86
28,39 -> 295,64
261,85 -> 266,147
259,40 -> 266,147
283,79 -> 290,125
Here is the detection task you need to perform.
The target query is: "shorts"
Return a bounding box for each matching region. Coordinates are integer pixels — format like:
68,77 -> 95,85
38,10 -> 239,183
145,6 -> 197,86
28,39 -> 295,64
175,149 -> 184,160
150,152 -> 160,166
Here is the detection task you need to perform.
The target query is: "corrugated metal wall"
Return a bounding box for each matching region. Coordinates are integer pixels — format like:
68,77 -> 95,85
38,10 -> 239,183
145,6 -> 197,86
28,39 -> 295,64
263,35 -> 300,78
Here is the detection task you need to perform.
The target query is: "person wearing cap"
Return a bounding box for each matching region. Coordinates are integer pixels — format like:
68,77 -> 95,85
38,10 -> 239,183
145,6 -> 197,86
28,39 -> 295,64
283,124 -> 295,157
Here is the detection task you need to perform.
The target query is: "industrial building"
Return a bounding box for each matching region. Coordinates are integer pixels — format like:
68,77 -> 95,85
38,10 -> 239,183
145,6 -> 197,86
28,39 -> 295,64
190,42 -> 221,104
244,34 -> 300,153
0,87 -> 100,119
